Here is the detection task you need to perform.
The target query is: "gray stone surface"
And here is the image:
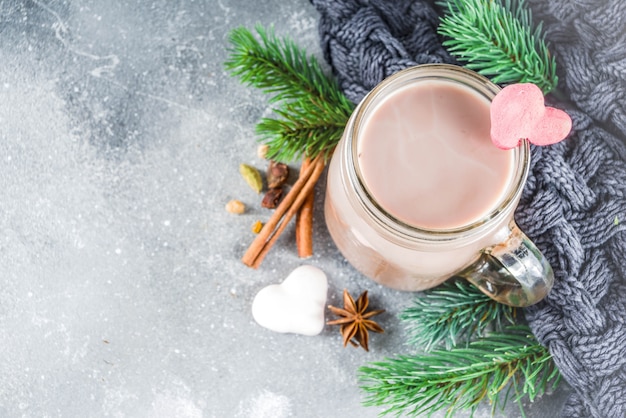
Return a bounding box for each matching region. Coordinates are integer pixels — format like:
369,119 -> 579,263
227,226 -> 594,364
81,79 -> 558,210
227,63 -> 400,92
0,1 -> 569,417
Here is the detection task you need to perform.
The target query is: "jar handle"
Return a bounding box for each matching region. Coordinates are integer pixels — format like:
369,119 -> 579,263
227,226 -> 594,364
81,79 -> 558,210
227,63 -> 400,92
456,222 -> 554,307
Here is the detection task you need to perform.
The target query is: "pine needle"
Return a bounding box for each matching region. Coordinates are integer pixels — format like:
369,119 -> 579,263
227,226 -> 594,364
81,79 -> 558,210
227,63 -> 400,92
401,279 -> 517,351
225,12 -> 563,417
359,326 -> 561,417
438,0 -> 558,94
224,25 -> 354,162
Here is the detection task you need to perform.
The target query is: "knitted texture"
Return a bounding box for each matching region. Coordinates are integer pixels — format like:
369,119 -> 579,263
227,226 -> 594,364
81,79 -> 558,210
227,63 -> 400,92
524,0 -> 626,137
309,0 -> 626,417
311,0 -> 452,103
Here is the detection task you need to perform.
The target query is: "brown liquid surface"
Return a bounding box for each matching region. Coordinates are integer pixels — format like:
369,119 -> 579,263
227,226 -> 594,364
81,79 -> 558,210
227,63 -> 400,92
357,81 -> 514,229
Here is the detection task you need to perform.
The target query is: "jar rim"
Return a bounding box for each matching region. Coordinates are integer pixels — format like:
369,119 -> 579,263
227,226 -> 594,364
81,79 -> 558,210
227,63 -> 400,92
345,64 -> 530,241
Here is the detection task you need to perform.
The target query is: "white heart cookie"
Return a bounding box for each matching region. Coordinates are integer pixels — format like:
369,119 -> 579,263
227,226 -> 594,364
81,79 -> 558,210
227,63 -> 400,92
252,265 -> 328,336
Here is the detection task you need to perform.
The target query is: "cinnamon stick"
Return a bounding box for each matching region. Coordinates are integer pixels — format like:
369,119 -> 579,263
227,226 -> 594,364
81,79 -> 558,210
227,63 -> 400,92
296,157 -> 314,258
241,153 -> 326,268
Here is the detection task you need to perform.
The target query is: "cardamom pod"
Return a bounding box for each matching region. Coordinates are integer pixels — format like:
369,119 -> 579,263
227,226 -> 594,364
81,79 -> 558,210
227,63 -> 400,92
239,163 -> 263,193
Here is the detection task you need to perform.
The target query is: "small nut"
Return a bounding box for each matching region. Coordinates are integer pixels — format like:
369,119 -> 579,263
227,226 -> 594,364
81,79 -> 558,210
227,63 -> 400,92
257,144 -> 270,160
225,199 -> 245,214
267,161 -> 289,189
251,220 -> 263,234
239,163 -> 263,194
261,187 -> 283,209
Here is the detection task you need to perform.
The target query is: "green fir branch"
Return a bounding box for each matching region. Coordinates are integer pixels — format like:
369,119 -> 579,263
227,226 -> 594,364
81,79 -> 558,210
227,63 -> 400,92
224,25 -> 354,162
401,279 -> 517,351
225,18 -> 563,418
438,0 -> 558,94
359,326 -> 560,418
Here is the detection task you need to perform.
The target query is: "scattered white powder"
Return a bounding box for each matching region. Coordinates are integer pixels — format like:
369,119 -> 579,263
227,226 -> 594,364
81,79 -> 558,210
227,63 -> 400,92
150,395 -> 203,418
236,390 -> 292,418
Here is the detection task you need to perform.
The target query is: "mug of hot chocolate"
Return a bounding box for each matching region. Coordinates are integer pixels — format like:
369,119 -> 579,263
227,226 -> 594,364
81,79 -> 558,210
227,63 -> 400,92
324,64 -> 569,307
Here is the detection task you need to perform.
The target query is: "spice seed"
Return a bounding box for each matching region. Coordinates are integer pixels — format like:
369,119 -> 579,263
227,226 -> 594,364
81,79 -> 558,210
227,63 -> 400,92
251,220 -> 263,234
225,199 -> 246,214
257,144 -> 270,160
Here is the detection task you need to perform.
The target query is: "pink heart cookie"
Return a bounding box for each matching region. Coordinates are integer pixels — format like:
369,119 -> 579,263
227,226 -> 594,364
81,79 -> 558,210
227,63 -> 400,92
490,83 -> 572,149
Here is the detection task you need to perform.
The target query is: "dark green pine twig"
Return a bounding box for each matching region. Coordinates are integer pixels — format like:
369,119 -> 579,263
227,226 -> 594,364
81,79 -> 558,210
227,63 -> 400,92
438,0 -> 558,94
400,279 -> 517,351
359,326 -> 561,418
224,25 -> 354,162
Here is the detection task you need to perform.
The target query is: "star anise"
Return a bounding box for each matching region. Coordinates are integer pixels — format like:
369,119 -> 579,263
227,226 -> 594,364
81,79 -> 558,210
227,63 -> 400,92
327,289 -> 385,351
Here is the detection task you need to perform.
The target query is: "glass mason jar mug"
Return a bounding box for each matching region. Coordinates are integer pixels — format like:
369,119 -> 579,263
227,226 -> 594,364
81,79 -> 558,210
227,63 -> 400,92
324,64 -> 553,307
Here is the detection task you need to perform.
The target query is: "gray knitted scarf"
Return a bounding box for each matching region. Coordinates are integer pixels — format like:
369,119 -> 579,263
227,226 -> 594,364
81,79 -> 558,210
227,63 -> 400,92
309,1 -> 626,417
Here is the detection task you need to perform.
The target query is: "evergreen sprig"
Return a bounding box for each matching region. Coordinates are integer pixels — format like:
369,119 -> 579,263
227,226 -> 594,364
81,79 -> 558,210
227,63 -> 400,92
359,326 -> 561,418
224,7 -> 563,416
400,279 -> 517,351
438,0 -> 558,94
224,25 -> 354,162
